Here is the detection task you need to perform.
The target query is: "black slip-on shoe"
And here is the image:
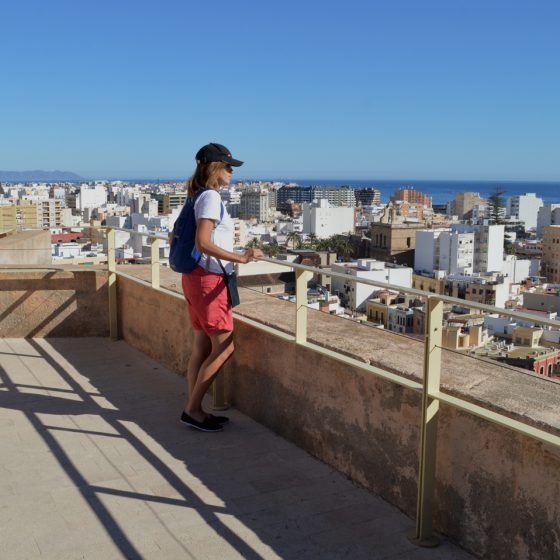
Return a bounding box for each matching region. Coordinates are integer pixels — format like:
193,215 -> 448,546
206,413 -> 229,424
180,412 -> 223,432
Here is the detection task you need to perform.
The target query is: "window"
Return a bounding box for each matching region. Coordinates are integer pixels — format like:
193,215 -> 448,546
406,237 -> 411,248
540,366 -> 544,375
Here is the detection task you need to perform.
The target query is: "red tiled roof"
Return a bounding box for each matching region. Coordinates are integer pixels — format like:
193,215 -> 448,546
51,233 -> 83,243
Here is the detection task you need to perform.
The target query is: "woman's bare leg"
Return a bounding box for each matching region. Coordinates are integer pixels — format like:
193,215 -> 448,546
186,330 -> 212,403
186,330 -> 234,422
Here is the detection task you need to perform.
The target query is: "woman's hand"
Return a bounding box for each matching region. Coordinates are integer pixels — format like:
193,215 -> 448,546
242,248 -> 264,263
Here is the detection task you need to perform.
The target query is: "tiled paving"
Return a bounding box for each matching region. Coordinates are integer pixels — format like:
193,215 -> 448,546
0,338 -> 475,560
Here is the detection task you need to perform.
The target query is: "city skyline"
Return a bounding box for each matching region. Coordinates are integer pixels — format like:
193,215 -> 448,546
1,0 -> 559,180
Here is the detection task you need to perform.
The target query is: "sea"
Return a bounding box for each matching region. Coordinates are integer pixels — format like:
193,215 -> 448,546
266,179 -> 560,206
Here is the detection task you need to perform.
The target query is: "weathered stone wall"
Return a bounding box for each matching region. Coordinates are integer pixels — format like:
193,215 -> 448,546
0,270 -> 109,337
0,230 -> 51,265
118,275 -> 560,560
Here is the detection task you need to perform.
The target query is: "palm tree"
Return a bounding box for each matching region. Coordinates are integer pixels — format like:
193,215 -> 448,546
263,243 -> 282,258
286,231 -> 302,249
316,238 -> 334,251
304,233 -> 319,250
332,235 -> 354,261
246,238 -> 262,249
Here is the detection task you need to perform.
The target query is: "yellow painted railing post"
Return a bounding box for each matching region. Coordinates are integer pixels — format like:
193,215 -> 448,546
295,269 -> 310,344
150,236 -> 160,290
107,228 -> 119,341
410,296 -> 443,547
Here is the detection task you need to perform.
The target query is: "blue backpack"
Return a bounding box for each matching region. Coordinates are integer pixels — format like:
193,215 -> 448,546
169,188 -> 224,273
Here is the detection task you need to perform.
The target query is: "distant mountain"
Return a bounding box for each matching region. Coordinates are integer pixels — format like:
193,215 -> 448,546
0,170 -> 84,182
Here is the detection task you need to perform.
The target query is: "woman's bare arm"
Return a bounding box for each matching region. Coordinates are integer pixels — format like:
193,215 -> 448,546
195,218 -> 262,264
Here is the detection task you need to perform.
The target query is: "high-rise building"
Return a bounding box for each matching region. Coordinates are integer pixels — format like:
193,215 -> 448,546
355,188 -> 381,206
447,192 -> 486,220
506,193 -> 543,230
301,199 -> 355,239
391,188 -> 432,207
154,193 -> 188,215
537,204 -> 560,237
277,186 -> 356,207
415,229 -> 474,275
541,225 -> 560,283
452,224 -> 504,273
77,185 -> 107,210
239,190 -> 270,221
16,201 -> 40,229
39,199 -> 63,228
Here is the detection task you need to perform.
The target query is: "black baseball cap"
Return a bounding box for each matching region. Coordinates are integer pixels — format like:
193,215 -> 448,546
195,143 -> 243,166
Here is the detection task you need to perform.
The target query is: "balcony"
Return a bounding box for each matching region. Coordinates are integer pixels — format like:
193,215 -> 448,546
1,229 -> 559,559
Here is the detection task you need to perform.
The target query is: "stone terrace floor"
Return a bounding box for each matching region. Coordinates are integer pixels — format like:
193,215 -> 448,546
0,337 -> 475,560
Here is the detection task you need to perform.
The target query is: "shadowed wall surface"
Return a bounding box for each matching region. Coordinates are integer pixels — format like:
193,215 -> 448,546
0,270 -> 109,337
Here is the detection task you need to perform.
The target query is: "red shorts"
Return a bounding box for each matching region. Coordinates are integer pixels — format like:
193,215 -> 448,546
181,267 -> 233,335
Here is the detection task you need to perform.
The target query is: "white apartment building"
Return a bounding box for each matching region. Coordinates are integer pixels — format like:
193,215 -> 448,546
537,203 -> 560,237
331,259 -> 412,311
452,224 -> 504,273
104,215 -> 131,255
220,187 -> 242,205
77,185 -> 107,210
506,193 -> 543,230
52,243 -> 82,259
301,199 -> 355,239
415,229 -> 474,275
501,255 -> 539,284
483,315 -> 537,337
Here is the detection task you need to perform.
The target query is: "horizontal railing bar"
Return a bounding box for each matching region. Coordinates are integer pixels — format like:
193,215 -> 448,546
432,390 -> 560,449
97,269 -> 560,450
107,226 -> 169,240
258,257 -> 560,329
102,269 -> 560,450
114,270 -> 422,391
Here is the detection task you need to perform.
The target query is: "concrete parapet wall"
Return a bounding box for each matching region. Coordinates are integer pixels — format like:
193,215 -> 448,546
0,230 -> 52,265
117,275 -> 560,560
0,270 -> 109,337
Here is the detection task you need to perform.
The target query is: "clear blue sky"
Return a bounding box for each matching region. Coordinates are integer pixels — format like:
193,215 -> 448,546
1,0 -> 559,181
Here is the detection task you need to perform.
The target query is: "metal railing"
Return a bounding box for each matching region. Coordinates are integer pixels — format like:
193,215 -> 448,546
99,226 -> 560,546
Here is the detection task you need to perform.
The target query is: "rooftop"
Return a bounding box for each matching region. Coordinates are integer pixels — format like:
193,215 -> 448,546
0,337 -> 472,560
2,256 -> 560,559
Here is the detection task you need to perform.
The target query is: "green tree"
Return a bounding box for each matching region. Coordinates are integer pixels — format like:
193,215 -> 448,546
316,237 -> 335,251
504,239 -> 516,255
286,231 -> 302,249
331,234 -> 355,261
245,238 -> 262,249
263,243 -> 282,258
488,185 -> 506,225
303,233 -> 318,250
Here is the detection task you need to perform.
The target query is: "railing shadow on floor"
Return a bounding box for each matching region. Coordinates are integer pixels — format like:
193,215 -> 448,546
0,336 -> 437,560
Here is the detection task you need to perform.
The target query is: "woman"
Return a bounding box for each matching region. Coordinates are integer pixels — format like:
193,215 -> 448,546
180,143 -> 263,432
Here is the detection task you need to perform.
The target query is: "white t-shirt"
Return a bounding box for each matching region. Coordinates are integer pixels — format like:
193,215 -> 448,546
194,189 -> 235,274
